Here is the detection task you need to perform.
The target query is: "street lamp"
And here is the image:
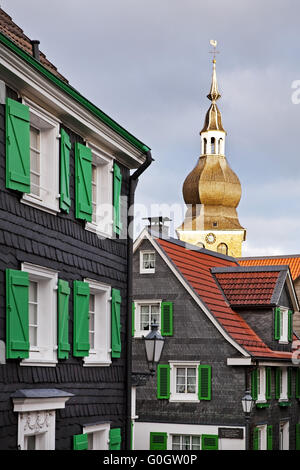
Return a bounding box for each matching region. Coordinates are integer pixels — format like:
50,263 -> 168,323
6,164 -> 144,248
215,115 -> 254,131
144,323 -> 165,374
241,390 -> 254,450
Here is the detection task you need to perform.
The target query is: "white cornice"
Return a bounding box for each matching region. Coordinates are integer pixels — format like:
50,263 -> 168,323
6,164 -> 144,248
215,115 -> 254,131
0,44 -> 145,169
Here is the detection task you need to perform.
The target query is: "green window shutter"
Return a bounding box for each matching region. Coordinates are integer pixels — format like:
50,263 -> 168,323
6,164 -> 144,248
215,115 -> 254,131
60,129 -> 71,212
266,367 -> 272,400
73,280 -> 90,357
75,143 -> 92,221
113,162 -> 122,236
111,288 -> 122,358
296,369 -> 300,399
161,302 -> 173,336
73,433 -> 88,450
288,310 -> 293,342
6,269 -> 30,359
253,427 -> 259,450
157,364 -> 170,399
57,279 -> 70,360
198,365 -> 212,400
275,368 -> 282,399
274,307 -> 281,340
150,432 -> 167,450
288,367 -> 292,399
296,424 -> 300,450
267,425 -> 273,450
6,98 -> 30,193
251,369 -> 258,400
202,435 -> 218,450
132,302 -> 135,337
109,428 -> 121,450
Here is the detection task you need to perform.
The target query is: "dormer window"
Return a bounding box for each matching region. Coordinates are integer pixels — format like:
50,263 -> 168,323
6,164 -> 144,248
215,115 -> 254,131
274,307 -> 293,343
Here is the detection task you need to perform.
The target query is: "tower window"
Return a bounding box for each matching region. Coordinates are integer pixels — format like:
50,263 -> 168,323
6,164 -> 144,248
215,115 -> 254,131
217,243 -> 228,255
219,138 -> 223,154
203,138 -> 207,154
211,138 -> 215,154
213,222 -> 218,227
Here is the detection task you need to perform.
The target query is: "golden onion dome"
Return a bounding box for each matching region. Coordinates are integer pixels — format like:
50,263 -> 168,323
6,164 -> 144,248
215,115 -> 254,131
182,155 -> 242,208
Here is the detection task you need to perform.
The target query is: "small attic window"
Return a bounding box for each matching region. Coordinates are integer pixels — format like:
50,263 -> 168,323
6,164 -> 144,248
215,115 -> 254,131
140,251 -> 156,274
213,222 -> 218,228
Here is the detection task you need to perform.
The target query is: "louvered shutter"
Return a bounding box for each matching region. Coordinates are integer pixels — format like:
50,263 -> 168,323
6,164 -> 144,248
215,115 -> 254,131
60,129 -> 71,212
274,307 -> 281,340
198,365 -> 212,400
57,279 -> 70,359
73,281 -> 90,357
73,433 -> 88,450
275,368 -> 281,399
113,162 -> 122,236
132,302 -> 135,337
253,427 -> 259,450
75,143 -> 92,221
161,302 -> 173,336
6,269 -> 30,359
109,428 -> 121,450
157,364 -> 170,399
267,425 -> 273,450
288,310 -> 293,342
150,432 -> 167,450
111,288 -> 121,358
266,367 -> 272,400
296,424 -> 300,450
201,435 -> 218,450
251,369 -> 258,400
6,98 -> 30,193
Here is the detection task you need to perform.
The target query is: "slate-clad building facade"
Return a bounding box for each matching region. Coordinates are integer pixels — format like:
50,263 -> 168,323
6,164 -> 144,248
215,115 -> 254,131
0,8 -> 151,450
132,229 -> 300,450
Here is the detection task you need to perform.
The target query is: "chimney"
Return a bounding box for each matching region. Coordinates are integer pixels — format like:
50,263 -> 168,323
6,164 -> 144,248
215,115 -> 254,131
31,40 -> 40,61
143,217 -> 171,239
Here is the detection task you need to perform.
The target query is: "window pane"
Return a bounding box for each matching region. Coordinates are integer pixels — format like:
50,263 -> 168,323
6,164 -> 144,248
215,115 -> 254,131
172,435 -> 180,450
30,126 -> 40,197
182,435 -> 190,450
89,294 -> 95,349
29,281 -> 38,347
192,436 -> 200,450
26,435 -> 36,450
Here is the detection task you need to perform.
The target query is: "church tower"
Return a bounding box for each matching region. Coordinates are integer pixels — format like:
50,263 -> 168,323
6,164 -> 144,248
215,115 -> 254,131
176,53 -> 246,257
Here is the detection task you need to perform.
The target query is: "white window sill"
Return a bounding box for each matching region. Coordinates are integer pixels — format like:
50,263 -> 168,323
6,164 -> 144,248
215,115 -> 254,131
21,195 -> 60,215
85,221 -> 112,239
169,395 -> 199,403
279,340 -> 289,345
140,269 -> 156,274
20,359 -> 58,367
83,360 -> 112,367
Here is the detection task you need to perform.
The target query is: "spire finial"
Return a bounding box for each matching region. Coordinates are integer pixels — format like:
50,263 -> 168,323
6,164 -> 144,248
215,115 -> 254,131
207,40 -> 221,102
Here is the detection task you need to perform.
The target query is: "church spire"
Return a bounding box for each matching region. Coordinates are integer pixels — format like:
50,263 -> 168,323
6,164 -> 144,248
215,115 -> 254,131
207,59 -> 221,102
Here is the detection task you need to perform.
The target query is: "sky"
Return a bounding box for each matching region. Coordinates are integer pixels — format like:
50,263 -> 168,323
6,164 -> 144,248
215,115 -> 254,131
3,0 -> 300,256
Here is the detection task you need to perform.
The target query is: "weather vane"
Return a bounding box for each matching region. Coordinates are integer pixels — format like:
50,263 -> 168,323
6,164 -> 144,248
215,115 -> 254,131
209,40 -> 219,62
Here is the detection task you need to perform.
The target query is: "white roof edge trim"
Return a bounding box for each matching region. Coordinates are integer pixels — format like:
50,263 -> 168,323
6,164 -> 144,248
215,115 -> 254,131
135,230 -> 250,357
286,271 -> 299,312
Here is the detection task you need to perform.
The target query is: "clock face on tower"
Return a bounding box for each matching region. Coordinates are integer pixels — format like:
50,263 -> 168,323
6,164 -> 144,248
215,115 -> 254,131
205,233 -> 216,244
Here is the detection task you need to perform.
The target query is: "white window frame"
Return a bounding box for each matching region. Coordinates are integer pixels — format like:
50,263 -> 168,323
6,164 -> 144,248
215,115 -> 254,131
171,434 -> 201,450
279,307 -> 289,344
279,420 -> 289,450
83,278 -> 111,367
169,361 -> 200,403
140,250 -> 156,274
257,367 -> 267,403
133,300 -> 162,338
13,396 -> 70,450
279,367 -> 289,401
82,422 -> 110,450
85,143 -> 113,239
21,263 -> 58,367
256,425 -> 267,450
21,98 -> 60,215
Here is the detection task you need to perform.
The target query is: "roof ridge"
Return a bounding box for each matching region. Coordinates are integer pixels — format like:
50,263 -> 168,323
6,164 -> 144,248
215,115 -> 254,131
238,254 -> 300,260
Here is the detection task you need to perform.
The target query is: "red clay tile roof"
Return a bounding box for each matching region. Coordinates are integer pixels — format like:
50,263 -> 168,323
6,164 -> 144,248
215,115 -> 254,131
0,8 -> 68,82
213,270 -> 281,306
156,238 -> 293,360
238,255 -> 300,281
